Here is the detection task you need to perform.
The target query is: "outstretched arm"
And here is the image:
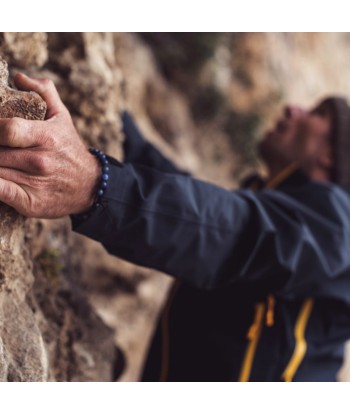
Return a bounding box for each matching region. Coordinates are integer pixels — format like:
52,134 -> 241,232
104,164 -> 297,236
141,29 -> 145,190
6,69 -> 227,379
71,157 -> 350,294
1,75 -> 349,294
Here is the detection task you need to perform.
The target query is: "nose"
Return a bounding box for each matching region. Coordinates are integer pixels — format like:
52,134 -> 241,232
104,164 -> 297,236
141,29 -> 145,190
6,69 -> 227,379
284,105 -> 307,119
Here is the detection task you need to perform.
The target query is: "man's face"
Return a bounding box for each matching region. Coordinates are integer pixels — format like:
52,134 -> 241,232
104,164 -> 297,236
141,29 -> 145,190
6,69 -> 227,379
258,102 -> 333,178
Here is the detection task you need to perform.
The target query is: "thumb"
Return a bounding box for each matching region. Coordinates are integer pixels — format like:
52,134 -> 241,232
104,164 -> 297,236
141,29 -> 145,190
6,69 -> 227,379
0,177 -> 27,214
14,73 -> 66,119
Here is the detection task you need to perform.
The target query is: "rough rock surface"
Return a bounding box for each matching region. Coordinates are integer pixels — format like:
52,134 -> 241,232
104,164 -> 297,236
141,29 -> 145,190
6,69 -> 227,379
0,58 -> 47,120
1,33 -> 350,381
0,54 -> 117,381
0,207 -> 47,381
0,33 -> 48,68
0,57 -> 48,381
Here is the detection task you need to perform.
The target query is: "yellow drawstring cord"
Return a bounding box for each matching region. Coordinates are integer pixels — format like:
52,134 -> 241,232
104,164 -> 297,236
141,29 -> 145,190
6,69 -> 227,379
239,162 -> 305,382
265,162 -> 299,189
281,298 -> 314,382
266,294 -> 276,327
239,294 -> 275,382
239,303 -> 266,382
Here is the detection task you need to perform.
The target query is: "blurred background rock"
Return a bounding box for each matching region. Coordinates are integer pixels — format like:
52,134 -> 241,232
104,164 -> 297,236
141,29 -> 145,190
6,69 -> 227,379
1,32 -> 350,381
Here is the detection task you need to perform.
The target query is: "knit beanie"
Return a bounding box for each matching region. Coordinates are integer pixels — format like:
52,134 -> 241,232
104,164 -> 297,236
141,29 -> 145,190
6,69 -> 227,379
320,97 -> 350,187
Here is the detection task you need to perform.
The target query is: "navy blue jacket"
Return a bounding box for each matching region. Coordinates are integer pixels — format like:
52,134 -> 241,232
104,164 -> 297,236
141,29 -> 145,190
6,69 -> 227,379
71,112 -> 350,381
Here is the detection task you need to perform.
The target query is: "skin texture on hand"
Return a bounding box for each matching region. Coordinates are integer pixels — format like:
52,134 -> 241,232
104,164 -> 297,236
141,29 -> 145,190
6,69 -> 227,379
0,73 -> 101,218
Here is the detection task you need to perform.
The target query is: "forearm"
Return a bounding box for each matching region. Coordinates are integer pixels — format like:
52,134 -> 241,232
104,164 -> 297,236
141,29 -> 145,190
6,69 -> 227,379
71,156 -> 350,293
70,156 -> 252,289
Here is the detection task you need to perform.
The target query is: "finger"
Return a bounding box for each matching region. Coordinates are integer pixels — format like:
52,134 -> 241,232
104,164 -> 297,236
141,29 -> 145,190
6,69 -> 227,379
0,117 -> 40,148
0,176 -> 28,212
14,73 -> 66,119
0,148 -> 39,173
0,166 -> 29,184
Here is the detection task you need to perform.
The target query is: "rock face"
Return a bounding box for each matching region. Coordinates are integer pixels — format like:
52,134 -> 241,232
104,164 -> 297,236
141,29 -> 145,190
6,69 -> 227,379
1,32 -> 350,381
0,57 -> 47,381
0,54 -> 117,381
0,57 -> 47,119
0,208 -> 47,381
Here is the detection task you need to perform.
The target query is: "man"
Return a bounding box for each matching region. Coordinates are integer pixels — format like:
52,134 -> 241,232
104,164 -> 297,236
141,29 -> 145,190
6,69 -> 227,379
0,73 -> 350,381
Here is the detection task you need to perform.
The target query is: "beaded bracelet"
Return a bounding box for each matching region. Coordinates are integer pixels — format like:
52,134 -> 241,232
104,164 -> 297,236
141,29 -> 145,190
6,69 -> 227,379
76,147 -> 110,220
70,147 -> 110,223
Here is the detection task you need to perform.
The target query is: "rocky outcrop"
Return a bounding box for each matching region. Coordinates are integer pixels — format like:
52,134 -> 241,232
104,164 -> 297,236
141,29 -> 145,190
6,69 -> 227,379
0,58 -> 46,119
0,56 -> 47,381
0,50 -> 117,381
1,32 -> 350,381
0,207 -> 47,381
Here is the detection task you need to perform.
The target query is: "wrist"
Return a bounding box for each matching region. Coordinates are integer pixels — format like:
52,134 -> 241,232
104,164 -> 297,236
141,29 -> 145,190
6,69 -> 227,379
71,148 -> 110,217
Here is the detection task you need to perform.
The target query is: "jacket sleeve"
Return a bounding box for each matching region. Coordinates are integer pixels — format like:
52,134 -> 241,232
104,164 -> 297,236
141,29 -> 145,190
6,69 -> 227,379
70,156 -> 350,293
122,111 -> 189,175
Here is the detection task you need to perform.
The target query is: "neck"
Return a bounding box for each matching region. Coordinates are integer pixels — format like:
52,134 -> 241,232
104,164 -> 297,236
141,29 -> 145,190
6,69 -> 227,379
308,168 -> 331,183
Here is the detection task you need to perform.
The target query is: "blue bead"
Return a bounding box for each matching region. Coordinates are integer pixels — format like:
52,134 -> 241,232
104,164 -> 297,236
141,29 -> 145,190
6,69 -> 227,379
100,154 -> 107,159
97,189 -> 104,197
102,166 -> 110,173
102,173 -> 109,181
101,181 -> 108,188
96,203 -> 101,207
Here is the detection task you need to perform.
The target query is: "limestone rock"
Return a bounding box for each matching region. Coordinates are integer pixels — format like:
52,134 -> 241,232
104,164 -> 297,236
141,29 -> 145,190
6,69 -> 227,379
0,33 -> 48,68
0,57 -> 48,381
0,205 -> 48,381
0,54 -> 117,381
0,57 -> 47,120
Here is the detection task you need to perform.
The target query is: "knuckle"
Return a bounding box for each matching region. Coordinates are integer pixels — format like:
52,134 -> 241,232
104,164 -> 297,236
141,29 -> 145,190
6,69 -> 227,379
10,117 -> 23,128
42,133 -> 55,147
2,183 -> 17,203
31,154 -> 50,174
39,135 -> 56,152
60,106 -> 70,118
0,180 -> 31,216
5,118 -> 21,142
40,78 -> 54,92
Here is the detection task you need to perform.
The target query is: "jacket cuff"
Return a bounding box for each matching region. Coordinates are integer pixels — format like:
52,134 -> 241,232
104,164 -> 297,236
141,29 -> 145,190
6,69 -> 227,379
70,154 -> 125,238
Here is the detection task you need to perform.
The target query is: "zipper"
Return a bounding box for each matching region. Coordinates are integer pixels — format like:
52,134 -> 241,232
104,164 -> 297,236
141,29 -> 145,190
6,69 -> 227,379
281,298 -> 314,382
238,302 -> 266,382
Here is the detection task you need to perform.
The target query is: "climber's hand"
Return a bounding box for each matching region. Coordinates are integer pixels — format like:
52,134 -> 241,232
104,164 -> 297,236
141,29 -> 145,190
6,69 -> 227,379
0,73 -> 100,218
